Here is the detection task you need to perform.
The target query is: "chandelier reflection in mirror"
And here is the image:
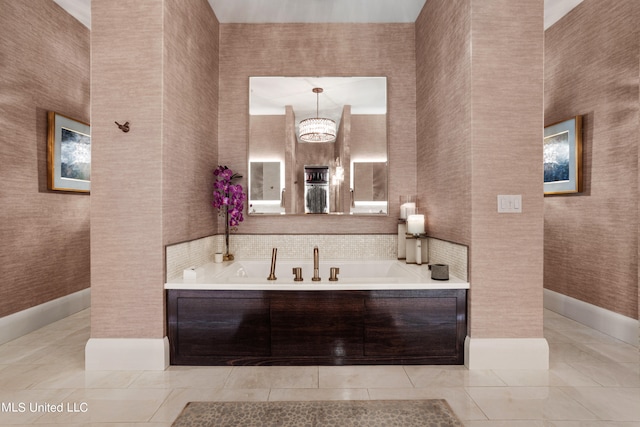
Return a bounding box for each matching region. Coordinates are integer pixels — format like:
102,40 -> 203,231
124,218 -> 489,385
299,88 -> 337,143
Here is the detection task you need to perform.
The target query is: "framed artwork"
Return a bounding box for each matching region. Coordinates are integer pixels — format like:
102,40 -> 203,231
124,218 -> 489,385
543,115 -> 582,195
47,111 -> 91,193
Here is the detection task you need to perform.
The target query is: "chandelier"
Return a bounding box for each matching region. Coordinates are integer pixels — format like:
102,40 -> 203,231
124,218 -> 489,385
299,87 -> 336,143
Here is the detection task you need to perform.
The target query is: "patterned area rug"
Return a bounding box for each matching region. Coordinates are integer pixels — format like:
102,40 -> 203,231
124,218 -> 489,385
171,400 -> 464,426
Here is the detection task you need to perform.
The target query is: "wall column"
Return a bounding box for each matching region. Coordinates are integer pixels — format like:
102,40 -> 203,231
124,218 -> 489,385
416,0 -> 547,369
87,0 -> 168,370
465,0 -> 547,369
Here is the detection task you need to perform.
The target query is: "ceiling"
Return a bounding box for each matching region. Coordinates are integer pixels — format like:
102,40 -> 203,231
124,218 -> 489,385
52,0 -> 585,125
54,0 -> 584,30
52,0 -> 586,124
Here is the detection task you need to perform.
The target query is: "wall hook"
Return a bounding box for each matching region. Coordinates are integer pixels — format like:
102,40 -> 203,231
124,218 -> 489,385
115,121 -> 130,133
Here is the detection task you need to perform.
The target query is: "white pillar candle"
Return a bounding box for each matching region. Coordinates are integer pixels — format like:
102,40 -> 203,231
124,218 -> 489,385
407,214 -> 425,235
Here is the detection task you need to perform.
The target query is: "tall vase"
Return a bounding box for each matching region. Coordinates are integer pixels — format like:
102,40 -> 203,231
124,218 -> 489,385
224,204 -> 234,261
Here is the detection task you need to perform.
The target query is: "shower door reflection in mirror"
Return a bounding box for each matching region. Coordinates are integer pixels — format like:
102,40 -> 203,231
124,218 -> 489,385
248,76 -> 388,215
249,161 -> 284,214
352,162 -> 387,214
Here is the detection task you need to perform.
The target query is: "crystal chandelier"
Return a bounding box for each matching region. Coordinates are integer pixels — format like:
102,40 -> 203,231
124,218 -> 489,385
299,87 -> 336,143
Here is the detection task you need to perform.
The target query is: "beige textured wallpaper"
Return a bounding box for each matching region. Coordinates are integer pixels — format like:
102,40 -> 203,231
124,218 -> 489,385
416,0 -> 472,245
469,0 -> 545,338
90,0 -> 219,338
0,0 -> 90,318
163,0 -> 219,246
417,0 -> 545,338
544,0 -> 639,320
218,23 -> 416,234
91,0 -> 165,338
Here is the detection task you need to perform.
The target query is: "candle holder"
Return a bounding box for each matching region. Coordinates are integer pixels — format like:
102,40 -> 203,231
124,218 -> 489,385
405,212 -> 428,265
405,233 -> 428,265
397,219 -> 407,259
399,195 -> 416,219
398,196 -> 416,260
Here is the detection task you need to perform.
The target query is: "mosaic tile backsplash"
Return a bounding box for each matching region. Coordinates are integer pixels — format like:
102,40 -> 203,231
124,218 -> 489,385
166,234 -> 468,282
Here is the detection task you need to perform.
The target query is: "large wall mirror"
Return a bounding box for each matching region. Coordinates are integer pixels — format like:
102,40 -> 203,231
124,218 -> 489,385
248,76 -> 388,215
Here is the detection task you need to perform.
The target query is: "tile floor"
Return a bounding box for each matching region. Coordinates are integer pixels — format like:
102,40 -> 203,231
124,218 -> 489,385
0,309 -> 638,426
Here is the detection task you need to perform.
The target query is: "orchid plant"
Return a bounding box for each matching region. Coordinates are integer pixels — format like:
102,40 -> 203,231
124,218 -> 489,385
212,166 -> 246,260
212,166 -> 246,227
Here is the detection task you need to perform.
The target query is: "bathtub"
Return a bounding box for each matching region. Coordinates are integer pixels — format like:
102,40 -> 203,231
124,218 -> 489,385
165,259 -> 469,291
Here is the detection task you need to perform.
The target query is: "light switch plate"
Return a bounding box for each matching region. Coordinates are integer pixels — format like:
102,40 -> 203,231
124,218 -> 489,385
497,195 -> 522,213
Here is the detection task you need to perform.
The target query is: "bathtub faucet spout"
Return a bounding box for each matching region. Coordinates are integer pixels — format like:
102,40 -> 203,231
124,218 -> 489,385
267,248 -> 277,280
312,246 -> 321,281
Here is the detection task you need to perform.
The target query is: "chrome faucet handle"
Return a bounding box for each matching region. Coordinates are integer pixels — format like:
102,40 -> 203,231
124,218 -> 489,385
292,267 -> 303,281
329,267 -> 340,281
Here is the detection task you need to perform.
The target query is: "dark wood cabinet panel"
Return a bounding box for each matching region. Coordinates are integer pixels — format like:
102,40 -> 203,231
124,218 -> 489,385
365,297 -> 458,357
271,294 -> 364,358
167,288 -> 466,366
168,291 -> 271,364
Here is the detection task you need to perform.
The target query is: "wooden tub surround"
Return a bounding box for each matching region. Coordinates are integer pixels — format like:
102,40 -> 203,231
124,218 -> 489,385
166,260 -> 469,366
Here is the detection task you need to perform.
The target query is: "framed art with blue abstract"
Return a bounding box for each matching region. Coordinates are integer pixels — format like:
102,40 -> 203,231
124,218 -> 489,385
47,111 -> 91,193
543,116 -> 582,195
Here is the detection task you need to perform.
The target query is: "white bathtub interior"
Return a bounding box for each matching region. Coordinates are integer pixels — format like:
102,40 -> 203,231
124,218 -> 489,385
224,259 -> 415,281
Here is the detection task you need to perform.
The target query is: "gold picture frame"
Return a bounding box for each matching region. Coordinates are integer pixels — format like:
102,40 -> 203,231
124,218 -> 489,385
543,115 -> 583,195
47,111 -> 91,193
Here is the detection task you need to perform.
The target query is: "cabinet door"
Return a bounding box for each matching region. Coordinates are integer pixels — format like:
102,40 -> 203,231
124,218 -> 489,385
365,297 -> 458,357
271,295 -> 364,358
174,296 -> 270,357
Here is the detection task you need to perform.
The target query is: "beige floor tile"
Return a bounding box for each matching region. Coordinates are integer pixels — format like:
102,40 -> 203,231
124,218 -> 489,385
567,361 -> 640,387
367,386 -> 487,421
130,366 -> 232,389
554,325 -> 631,346
35,424 -> 171,427
33,388 -> 171,424
548,342 -> 607,366
559,386 -> 640,421
82,370 -> 143,389
20,344 -> 86,368
319,365 -> 413,388
30,368 -> 87,390
464,421 -> 545,427
208,388 -> 271,401
224,366 -> 318,389
621,362 -> 640,375
580,342 -> 640,364
546,422 -> 640,427
404,365 -> 506,387
0,343 -> 47,365
148,388 -> 231,423
465,386 -> 599,421
492,370 -> 557,387
494,365 -> 601,387
543,311 -> 587,330
0,388 -> 75,425
28,424 -> 90,427
268,387 -> 370,401
0,364 -> 70,390
544,328 -> 575,343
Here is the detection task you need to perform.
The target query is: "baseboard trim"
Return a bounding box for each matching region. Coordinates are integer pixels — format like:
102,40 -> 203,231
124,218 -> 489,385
544,288 -> 639,347
465,337 -> 549,370
85,337 -> 170,370
0,288 -> 91,346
